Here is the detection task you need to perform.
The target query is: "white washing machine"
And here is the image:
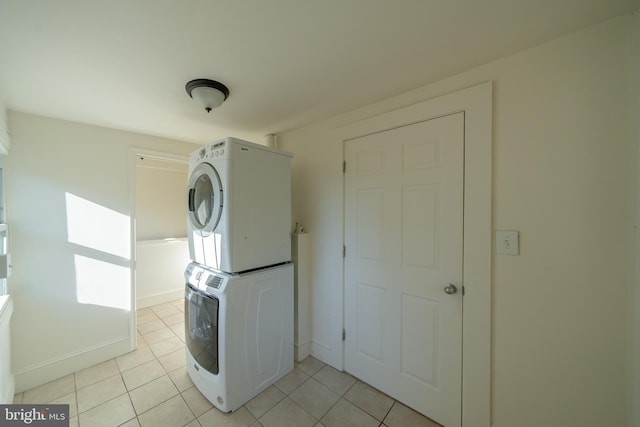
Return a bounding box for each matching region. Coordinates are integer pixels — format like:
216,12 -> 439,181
187,137 -> 293,273
184,262 -> 294,412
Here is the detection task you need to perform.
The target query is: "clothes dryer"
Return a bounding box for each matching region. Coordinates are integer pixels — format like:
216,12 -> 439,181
187,137 -> 292,273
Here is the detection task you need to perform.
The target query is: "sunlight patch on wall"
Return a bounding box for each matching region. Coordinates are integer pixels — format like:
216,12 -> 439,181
74,255 -> 131,310
65,192 -> 131,310
65,192 -> 130,258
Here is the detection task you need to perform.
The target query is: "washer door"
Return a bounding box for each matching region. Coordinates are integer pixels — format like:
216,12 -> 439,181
187,162 -> 223,236
185,283 -> 219,375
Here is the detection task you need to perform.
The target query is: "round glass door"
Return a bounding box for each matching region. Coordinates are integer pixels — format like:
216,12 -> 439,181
187,163 -> 223,235
193,174 -> 213,228
185,284 -> 219,374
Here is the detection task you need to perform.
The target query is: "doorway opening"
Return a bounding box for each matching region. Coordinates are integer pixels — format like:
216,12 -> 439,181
128,149 -> 189,348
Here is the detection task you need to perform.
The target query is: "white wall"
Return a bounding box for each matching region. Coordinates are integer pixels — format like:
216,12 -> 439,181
632,9 -> 640,427
136,239 -> 190,308
0,295 -> 14,403
0,98 -> 11,404
135,158 -> 190,307
0,99 -> 6,132
135,157 -> 188,241
0,99 -> 9,154
278,13 -> 638,427
5,112 -> 198,392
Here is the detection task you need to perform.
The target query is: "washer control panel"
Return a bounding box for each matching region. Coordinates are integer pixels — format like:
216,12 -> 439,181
184,263 -> 229,294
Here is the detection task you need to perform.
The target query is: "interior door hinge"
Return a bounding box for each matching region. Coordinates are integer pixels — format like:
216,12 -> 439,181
342,328 -> 346,341
343,245 -> 346,258
462,286 -> 465,296
343,161 -> 346,173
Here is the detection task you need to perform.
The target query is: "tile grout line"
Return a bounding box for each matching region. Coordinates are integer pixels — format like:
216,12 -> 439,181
380,401 -> 398,427
281,369 -> 321,424
312,368 -> 359,425
119,363 -> 138,427
21,299 -> 439,427
115,306 -> 185,427
134,304 -> 199,427
72,373 -> 79,424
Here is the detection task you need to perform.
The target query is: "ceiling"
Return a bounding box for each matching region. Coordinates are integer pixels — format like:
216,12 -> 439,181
0,1 -> 636,145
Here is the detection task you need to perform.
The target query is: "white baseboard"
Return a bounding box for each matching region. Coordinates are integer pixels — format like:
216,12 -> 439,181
310,340 -> 340,369
14,336 -> 132,393
295,342 -> 310,362
137,289 -> 184,309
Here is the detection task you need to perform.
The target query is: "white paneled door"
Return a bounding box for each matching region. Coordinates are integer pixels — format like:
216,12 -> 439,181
344,112 -> 464,427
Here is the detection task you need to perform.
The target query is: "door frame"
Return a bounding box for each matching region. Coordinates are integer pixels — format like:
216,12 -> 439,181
337,82 -> 492,427
127,147 -> 189,351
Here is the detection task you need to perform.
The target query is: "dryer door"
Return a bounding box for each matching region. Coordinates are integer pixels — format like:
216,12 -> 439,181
187,162 -> 223,236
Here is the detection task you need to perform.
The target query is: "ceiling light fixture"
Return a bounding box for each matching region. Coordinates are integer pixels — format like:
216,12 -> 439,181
185,79 -> 230,113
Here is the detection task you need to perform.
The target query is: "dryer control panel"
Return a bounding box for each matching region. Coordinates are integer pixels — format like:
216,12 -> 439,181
193,141 -> 226,162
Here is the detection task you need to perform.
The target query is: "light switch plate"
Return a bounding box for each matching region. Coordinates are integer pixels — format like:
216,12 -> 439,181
496,230 -> 519,255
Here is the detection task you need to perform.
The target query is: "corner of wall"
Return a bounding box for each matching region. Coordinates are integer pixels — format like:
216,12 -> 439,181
0,98 -> 6,123
631,8 -> 640,427
0,100 -> 9,154
0,296 -> 15,403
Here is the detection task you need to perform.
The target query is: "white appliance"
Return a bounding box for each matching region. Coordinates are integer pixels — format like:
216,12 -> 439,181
184,262 -> 294,412
187,137 -> 293,273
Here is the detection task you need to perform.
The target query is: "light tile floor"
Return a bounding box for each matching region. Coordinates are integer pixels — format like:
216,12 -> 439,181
14,299 -> 442,427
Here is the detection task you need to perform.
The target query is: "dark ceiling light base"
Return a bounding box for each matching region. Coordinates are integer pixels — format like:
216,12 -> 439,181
185,79 -> 230,113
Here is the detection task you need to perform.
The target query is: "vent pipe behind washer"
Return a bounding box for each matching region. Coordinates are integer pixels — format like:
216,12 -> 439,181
265,134 -> 276,149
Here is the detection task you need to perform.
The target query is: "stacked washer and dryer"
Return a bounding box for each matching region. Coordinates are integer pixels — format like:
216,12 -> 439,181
183,137 -> 294,413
